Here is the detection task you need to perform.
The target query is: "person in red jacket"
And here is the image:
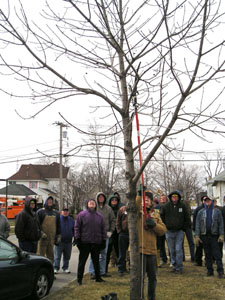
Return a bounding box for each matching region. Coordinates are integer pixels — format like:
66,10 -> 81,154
116,205 -> 129,276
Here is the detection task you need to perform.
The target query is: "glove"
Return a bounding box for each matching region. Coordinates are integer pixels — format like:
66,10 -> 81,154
41,232 -> 47,240
74,238 -> 81,250
107,232 -> 112,238
55,235 -> 61,245
194,236 -> 202,247
145,218 -> 156,229
100,240 -> 106,250
137,184 -> 146,196
218,235 -> 224,243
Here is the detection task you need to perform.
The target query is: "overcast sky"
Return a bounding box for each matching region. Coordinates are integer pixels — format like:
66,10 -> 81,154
1,0 -> 225,187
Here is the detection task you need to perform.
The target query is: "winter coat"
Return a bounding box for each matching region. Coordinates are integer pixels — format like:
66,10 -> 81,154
160,191 -> 191,231
221,206 -> 225,232
15,198 -> 41,242
74,199 -> 107,244
60,214 -> 74,243
195,205 -> 224,236
136,195 -> 166,255
116,206 -> 129,234
96,192 -> 116,233
0,214 -> 10,239
193,203 -> 204,232
37,196 -> 61,236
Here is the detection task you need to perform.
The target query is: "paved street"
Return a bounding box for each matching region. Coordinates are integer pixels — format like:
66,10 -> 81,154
8,235 -> 87,296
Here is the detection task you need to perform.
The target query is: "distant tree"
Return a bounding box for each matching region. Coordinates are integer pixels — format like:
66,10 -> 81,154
1,1 -> 225,298
202,150 -> 224,180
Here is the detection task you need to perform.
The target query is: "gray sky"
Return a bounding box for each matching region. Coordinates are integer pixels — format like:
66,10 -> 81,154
1,0 -> 225,185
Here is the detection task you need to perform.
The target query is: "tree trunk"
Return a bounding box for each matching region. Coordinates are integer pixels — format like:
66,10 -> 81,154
127,190 -> 141,300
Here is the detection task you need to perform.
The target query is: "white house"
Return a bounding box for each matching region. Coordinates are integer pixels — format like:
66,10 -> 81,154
7,162 -> 70,205
206,170 -> 225,206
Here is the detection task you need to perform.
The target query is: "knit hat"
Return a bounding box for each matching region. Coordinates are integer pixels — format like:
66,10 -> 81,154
145,190 -> 153,201
204,197 -> 211,202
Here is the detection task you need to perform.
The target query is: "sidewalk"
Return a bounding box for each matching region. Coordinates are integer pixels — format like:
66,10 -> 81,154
8,235 -> 87,296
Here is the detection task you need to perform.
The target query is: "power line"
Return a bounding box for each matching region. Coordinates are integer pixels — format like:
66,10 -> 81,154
0,153 -> 222,166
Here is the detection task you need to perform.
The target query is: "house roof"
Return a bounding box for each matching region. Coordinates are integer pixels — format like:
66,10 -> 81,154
209,170 -> 225,186
0,184 -> 37,196
8,162 -> 69,181
40,188 -> 57,195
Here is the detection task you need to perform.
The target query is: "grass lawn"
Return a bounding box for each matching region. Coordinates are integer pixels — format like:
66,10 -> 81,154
45,260 -> 225,300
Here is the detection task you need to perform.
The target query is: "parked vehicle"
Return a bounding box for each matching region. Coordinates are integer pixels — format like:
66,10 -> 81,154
0,197 -> 24,219
0,236 -> 54,300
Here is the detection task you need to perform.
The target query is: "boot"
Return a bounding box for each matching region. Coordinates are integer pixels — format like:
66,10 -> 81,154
108,292 -> 118,300
157,249 -> 161,267
96,277 -> 105,282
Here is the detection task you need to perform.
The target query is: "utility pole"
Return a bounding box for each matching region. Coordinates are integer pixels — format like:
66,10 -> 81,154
55,122 -> 67,211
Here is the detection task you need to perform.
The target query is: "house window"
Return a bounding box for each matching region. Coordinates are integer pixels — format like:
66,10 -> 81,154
29,182 -> 38,189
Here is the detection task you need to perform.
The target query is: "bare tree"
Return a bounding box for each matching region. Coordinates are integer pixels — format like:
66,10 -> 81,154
83,123 -> 124,195
202,150 -> 224,179
1,1 -> 225,298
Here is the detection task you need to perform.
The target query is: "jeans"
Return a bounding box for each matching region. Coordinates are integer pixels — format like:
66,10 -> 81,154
89,238 -> 109,276
54,242 -> 72,271
201,234 -> 224,275
117,233 -> 129,273
166,230 -> 184,271
140,254 -> 157,300
19,240 -> 37,253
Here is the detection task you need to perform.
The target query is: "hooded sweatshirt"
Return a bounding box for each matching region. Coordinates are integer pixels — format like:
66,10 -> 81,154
74,199 -> 107,244
108,193 -> 125,217
60,214 -> 74,243
15,197 -> 41,242
160,191 -> 191,231
96,192 -> 116,233
0,213 -> 10,239
37,196 -> 61,236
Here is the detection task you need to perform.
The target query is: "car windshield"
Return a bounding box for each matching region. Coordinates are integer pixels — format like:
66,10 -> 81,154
0,239 -> 18,259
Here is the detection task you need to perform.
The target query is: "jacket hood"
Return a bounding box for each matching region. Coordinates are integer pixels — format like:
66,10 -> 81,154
44,196 -> 54,210
168,190 -> 181,202
96,192 -> 107,205
204,199 -> 214,210
113,192 -> 121,201
108,193 -> 120,207
85,198 -> 97,210
24,197 -> 37,213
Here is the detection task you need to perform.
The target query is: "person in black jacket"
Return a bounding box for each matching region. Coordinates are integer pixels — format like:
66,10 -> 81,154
106,193 -> 125,273
160,190 -> 191,274
15,197 -> 41,253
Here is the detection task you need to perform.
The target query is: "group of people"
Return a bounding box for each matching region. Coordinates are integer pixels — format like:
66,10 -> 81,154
14,195 -> 74,274
3,187 -> 224,300
12,192 -> 130,284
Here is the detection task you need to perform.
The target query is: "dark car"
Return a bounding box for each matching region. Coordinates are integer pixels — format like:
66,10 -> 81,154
0,237 -> 54,300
